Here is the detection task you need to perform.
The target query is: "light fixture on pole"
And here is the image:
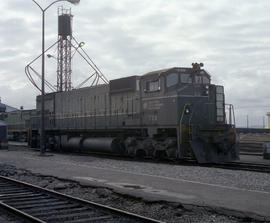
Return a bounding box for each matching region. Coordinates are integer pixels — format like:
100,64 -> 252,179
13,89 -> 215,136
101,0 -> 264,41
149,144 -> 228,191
78,42 -> 85,47
47,54 -> 56,59
31,0 -> 80,155
68,0 -> 80,4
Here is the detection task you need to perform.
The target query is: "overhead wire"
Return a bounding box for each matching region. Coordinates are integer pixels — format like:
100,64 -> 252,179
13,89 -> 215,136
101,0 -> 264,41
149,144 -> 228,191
72,37 -> 109,84
25,40 -> 60,92
25,36 -> 110,92
75,71 -> 96,89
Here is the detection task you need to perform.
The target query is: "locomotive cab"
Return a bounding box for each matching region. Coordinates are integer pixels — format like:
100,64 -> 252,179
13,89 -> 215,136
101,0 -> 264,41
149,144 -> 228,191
138,63 -> 239,163
175,64 -> 239,163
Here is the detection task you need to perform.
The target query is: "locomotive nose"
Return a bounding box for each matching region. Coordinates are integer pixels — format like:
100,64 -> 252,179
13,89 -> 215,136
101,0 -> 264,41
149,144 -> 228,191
190,125 -> 239,163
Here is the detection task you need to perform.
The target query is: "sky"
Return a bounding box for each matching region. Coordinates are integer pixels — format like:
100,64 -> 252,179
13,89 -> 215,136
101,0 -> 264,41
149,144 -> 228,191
0,0 -> 270,127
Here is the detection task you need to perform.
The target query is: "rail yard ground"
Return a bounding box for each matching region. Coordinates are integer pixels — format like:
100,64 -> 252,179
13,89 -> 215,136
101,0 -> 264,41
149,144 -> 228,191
239,133 -> 270,154
0,146 -> 270,222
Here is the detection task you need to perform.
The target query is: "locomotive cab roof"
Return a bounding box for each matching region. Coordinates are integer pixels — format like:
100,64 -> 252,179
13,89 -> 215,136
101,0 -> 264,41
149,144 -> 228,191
141,66 -> 211,85
142,66 -> 211,78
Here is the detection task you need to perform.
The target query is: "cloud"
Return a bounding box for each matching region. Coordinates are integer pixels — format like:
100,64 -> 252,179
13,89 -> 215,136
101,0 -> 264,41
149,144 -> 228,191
0,0 -> 270,127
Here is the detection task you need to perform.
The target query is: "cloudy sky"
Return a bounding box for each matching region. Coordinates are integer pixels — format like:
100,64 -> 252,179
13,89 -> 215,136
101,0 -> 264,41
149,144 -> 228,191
0,0 -> 270,127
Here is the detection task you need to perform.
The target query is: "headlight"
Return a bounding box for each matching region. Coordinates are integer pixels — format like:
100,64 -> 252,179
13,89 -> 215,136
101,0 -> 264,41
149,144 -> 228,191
185,107 -> 190,114
204,85 -> 209,95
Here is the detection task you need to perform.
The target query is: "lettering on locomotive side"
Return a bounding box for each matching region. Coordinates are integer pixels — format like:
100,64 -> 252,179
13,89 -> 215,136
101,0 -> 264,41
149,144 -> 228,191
148,115 -> 158,122
144,100 -> 163,110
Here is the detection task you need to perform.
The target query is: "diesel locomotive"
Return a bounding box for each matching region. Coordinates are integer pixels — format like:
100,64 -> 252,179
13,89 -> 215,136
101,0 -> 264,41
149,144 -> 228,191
4,109 -> 36,142
29,63 -> 239,163
0,103 -> 8,149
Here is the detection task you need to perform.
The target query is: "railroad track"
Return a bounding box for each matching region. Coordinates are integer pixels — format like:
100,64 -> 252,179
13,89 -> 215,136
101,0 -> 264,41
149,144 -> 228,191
0,176 -> 163,223
30,148 -> 270,174
240,144 -> 263,156
239,152 -> 262,156
9,145 -> 270,174
208,162 -> 270,174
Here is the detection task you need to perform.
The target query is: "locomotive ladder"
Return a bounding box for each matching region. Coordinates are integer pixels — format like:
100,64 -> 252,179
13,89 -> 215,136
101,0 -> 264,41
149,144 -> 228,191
179,104 -> 193,158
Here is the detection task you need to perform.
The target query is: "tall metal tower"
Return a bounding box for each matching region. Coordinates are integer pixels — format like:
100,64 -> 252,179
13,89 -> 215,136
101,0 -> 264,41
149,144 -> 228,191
25,7 -> 109,94
57,7 -> 73,92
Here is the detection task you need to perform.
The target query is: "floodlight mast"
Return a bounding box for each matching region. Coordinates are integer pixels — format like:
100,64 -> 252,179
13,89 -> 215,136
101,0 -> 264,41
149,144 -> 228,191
31,0 -> 80,155
57,6 -> 73,92
68,0 -> 80,4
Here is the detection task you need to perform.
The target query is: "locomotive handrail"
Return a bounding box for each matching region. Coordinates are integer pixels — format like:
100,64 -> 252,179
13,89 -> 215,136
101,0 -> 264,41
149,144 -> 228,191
179,103 -> 191,144
225,104 -> 236,126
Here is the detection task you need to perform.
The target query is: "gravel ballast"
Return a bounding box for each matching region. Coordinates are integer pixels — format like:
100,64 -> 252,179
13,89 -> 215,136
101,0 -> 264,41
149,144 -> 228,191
20,148 -> 270,192
0,207 -> 27,223
0,164 -> 266,223
3,147 -> 270,193
78,156 -> 270,192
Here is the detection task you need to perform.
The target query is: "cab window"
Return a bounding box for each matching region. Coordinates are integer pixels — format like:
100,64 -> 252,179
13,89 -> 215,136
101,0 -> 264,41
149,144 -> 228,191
203,76 -> 210,84
166,73 -> 178,87
181,73 -> 192,83
146,79 -> 159,92
195,76 -> 202,84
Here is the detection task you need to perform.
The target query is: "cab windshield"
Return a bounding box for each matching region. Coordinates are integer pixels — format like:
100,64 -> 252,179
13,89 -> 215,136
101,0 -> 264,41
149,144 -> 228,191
194,75 -> 210,84
194,70 -> 210,84
166,73 -> 178,87
165,70 -> 210,87
181,73 -> 192,84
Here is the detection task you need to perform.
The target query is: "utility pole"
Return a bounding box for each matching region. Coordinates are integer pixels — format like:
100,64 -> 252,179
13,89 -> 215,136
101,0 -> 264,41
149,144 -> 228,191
31,0 -> 80,155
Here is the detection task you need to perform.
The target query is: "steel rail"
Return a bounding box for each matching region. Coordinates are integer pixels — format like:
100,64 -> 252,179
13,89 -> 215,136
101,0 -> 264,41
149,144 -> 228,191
0,176 -> 163,223
0,202 -> 46,223
208,162 -> 270,174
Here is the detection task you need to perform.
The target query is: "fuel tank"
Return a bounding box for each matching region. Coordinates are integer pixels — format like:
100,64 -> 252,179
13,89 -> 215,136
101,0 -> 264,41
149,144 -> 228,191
82,137 -> 124,154
62,137 -> 124,154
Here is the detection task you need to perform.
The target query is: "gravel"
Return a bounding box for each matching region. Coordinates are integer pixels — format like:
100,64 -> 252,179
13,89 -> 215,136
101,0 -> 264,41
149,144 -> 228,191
90,160 -> 270,192
0,207 -> 27,223
40,151 -> 270,192
3,147 -> 270,193
0,164 -> 266,223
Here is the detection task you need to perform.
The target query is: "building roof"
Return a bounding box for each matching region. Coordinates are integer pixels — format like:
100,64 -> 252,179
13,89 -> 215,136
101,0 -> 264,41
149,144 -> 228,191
0,103 -> 18,113
0,120 -> 7,126
0,103 -> 5,112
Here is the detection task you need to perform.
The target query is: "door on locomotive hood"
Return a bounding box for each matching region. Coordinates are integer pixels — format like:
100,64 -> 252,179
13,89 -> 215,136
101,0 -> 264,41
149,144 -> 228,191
141,76 -> 163,126
215,85 -> 225,123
